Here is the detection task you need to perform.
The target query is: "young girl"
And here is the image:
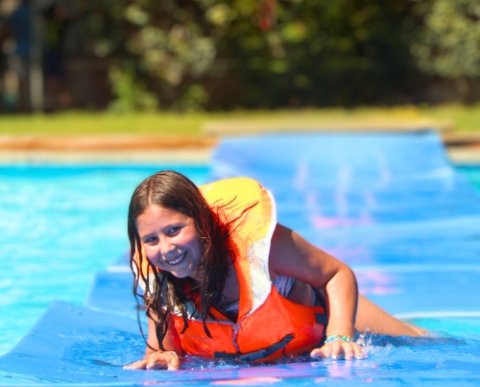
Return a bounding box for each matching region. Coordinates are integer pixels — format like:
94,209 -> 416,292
125,170 -> 424,371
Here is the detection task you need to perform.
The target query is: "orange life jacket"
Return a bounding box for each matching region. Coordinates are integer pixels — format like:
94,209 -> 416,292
168,177 -> 326,362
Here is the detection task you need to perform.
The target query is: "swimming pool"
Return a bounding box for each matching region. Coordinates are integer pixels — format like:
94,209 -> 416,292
0,164 -> 210,357
1,163 -> 479,357
1,131 -> 480,386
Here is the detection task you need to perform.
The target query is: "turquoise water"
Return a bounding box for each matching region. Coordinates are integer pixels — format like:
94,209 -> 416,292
0,163 -> 479,358
0,164 -> 210,356
458,165 -> 480,189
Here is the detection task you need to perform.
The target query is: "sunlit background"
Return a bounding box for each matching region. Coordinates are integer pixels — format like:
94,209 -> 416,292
1,2 -> 480,384
1,0 -> 479,115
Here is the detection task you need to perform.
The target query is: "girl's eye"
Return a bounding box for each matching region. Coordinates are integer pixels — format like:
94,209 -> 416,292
166,226 -> 181,237
143,236 -> 158,245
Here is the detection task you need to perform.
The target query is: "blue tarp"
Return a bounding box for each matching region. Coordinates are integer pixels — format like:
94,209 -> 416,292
1,130 -> 480,386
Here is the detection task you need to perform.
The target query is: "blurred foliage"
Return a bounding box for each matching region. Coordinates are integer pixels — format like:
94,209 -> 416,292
108,66 -> 158,112
412,0 -> 480,103
94,0 -> 420,110
29,0 -> 480,111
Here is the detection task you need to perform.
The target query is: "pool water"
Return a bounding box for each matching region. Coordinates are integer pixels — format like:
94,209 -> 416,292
458,165 -> 480,189
0,163 -> 479,355
0,164 -> 210,356
0,154 -> 480,385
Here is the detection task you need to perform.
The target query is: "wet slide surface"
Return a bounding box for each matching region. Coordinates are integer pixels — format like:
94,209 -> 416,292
1,130 -> 480,386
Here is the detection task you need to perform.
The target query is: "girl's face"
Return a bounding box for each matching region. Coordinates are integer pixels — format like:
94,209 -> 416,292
136,204 -> 202,280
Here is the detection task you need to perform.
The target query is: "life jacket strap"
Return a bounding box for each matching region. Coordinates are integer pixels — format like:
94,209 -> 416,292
214,333 -> 294,362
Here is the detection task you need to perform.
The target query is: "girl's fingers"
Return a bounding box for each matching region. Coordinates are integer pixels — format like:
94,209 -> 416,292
337,342 -> 354,360
167,353 -> 181,370
353,343 -> 365,359
310,346 -> 330,359
123,359 -> 148,370
310,342 -> 365,360
146,351 -> 180,371
124,351 -> 181,371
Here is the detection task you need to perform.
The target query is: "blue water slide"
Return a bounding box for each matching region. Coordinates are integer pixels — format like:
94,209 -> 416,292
1,129 -> 480,386
211,130 -> 480,315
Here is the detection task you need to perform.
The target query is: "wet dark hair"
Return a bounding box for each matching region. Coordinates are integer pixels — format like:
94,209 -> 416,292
127,170 -> 233,350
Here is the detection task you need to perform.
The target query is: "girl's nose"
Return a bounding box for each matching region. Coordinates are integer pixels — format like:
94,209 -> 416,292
159,238 -> 175,258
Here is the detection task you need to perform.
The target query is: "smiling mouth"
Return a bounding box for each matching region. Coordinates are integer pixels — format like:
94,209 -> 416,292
165,251 -> 186,266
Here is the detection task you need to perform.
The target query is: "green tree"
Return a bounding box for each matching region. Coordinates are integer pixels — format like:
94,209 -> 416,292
412,0 -> 480,103
212,0 -> 421,107
100,0 -> 424,109
50,0 -> 477,110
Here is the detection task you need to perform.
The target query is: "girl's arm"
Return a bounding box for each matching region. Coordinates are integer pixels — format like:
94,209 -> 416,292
124,315 -> 183,370
269,223 -> 363,360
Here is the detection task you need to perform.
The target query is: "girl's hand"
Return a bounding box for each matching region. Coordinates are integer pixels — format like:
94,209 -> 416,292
310,336 -> 364,360
123,350 -> 181,371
